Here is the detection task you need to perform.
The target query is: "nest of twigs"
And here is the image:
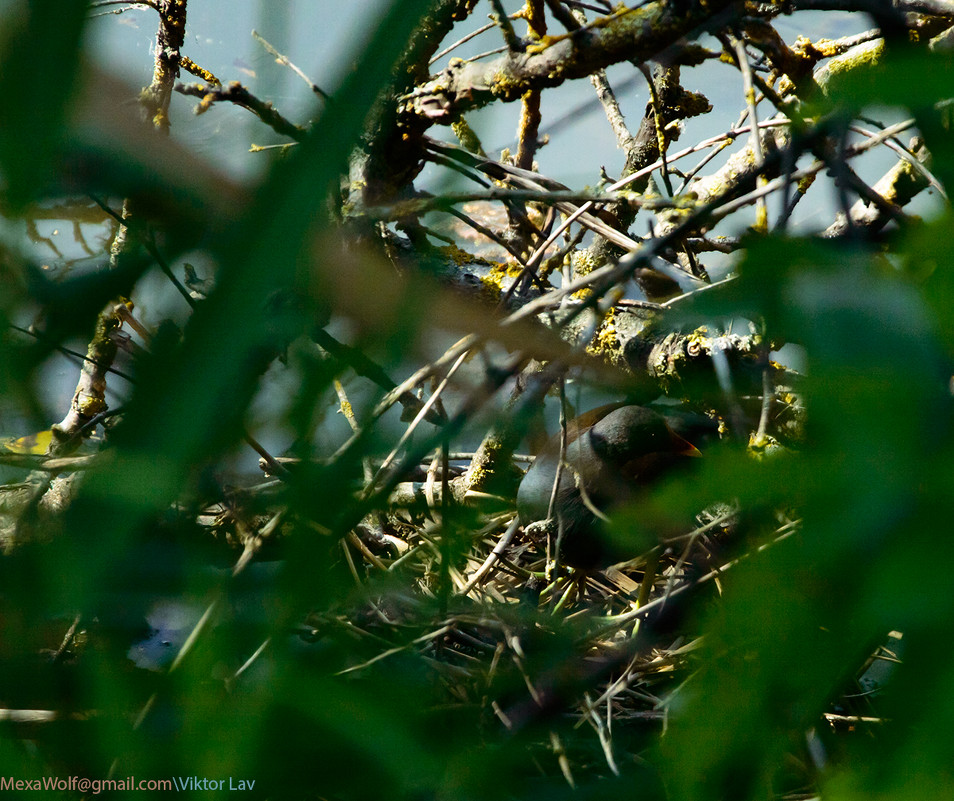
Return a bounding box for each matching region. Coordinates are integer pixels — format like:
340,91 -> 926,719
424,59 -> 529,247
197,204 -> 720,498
271,457 -> 770,781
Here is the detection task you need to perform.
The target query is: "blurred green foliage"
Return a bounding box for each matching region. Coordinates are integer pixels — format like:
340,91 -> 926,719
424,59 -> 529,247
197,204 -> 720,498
1,0 -> 953,799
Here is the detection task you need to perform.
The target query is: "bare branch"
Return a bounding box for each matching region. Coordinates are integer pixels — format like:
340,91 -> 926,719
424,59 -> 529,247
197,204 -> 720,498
400,0 -> 737,123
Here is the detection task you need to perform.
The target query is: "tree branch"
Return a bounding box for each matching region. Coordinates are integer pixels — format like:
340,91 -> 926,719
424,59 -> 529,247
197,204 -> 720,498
399,0 -> 738,123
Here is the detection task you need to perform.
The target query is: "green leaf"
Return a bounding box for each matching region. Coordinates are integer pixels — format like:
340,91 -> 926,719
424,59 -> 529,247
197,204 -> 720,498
0,0 -> 89,205
659,234 -> 954,801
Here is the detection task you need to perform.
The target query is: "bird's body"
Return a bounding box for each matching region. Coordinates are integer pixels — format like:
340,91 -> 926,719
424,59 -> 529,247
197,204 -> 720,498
517,404 -> 703,568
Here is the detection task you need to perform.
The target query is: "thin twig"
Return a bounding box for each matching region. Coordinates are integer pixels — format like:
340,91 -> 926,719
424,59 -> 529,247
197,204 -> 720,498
731,35 -> 768,231
175,81 -> 307,142
430,20 -> 498,65
252,30 -> 329,99
488,0 -> 523,51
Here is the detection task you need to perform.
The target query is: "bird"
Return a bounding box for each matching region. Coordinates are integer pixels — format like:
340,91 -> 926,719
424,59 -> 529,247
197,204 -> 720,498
516,404 -> 704,569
